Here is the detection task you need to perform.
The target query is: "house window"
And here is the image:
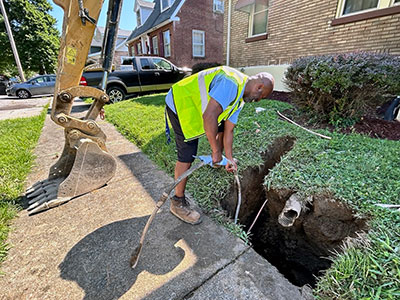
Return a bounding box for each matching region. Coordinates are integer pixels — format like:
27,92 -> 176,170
342,0 -> 378,15
192,30 -> 205,57
152,36 -> 159,55
163,30 -> 171,57
213,0 -> 224,13
161,0 -> 174,12
137,42 -> 142,55
248,3 -> 268,37
136,11 -> 141,26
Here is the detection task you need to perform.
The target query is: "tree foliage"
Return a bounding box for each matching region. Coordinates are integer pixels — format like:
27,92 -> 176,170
0,0 -> 60,76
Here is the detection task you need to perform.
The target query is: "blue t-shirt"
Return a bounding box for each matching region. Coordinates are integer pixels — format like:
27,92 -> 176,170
165,73 -> 244,124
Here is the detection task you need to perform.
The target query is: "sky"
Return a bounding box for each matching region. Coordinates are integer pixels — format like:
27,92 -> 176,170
48,0 -> 138,32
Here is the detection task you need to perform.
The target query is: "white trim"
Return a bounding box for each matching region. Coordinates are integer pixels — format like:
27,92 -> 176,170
161,0 -> 173,12
227,0 -> 232,65
163,30 -> 171,57
152,35 -> 159,55
126,20 -> 172,45
126,0 -> 185,45
136,10 -> 142,27
88,37 -> 129,58
192,30 -> 205,57
171,0 -> 186,20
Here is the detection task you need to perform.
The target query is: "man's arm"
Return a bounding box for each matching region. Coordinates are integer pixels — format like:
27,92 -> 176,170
203,98 -> 223,164
223,120 -> 237,172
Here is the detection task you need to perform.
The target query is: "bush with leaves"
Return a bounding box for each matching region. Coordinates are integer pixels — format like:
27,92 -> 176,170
191,62 -> 222,74
284,52 -> 400,126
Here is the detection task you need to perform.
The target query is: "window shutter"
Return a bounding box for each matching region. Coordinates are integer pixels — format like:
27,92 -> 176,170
159,32 -> 164,57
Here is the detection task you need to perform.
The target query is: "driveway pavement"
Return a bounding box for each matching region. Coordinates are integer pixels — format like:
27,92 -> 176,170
0,95 -> 51,120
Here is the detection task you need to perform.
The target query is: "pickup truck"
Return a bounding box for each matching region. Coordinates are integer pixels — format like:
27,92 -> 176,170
80,56 -> 191,102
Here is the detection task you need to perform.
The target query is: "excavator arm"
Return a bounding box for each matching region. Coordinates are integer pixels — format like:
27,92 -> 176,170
26,0 -> 123,214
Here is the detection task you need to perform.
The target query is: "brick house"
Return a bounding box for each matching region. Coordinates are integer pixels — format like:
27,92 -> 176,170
225,0 -> 400,90
126,0 -> 225,69
88,27 -> 131,67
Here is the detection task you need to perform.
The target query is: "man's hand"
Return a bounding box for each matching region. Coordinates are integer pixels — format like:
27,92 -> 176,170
225,158 -> 237,173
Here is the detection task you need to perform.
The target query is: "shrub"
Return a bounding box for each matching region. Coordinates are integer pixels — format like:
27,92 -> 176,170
191,62 -> 222,74
284,52 -> 400,126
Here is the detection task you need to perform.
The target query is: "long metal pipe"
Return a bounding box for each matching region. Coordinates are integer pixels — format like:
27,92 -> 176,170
0,0 -> 25,81
226,0 -> 232,66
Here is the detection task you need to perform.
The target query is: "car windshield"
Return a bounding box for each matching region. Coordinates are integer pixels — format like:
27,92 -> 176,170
29,77 -> 45,84
153,58 -> 172,70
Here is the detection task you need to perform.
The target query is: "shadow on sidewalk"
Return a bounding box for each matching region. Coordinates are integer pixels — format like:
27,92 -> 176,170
58,217 -> 178,300
58,215 -> 219,300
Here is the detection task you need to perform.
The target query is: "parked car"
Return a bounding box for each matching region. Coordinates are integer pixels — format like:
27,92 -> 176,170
6,75 -> 56,99
0,75 -> 9,95
80,56 -> 191,102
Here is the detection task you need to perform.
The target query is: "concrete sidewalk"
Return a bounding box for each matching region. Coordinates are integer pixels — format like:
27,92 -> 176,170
0,96 -> 51,120
0,100 -> 307,300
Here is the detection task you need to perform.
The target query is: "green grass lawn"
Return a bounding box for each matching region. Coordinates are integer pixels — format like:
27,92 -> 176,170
105,93 -> 399,299
0,110 -> 47,264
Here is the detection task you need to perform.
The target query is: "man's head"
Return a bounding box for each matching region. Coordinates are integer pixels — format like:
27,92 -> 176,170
243,72 -> 274,103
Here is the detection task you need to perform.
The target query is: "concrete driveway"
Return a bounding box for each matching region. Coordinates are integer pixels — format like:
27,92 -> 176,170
0,95 -> 51,120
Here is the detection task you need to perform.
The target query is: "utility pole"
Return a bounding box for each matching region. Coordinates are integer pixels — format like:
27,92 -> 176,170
0,0 -> 25,82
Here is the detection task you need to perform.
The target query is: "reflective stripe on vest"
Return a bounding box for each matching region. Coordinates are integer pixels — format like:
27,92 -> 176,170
172,66 -> 248,141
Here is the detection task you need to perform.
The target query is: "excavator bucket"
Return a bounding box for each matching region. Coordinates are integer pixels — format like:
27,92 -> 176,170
27,139 -> 116,214
26,0 -> 122,214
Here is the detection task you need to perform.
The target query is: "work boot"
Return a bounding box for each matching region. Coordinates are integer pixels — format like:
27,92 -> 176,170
170,195 -> 202,225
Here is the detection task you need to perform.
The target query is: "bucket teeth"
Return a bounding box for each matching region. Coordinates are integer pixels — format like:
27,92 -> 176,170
26,179 -> 52,194
25,139 -> 116,215
26,180 -> 61,199
28,196 -> 72,215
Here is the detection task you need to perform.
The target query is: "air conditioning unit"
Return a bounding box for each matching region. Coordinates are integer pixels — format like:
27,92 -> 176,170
213,0 -> 224,13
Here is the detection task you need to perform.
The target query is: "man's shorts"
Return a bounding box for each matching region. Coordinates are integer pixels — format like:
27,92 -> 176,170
166,106 -> 224,163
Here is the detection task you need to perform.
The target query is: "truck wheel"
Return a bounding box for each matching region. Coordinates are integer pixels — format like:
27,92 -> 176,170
107,86 -> 125,103
17,89 -> 31,99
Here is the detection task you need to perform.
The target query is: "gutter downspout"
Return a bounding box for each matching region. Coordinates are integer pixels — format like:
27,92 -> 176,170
226,0 -> 232,66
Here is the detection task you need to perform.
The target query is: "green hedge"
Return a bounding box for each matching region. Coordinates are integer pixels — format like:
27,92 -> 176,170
284,52 -> 400,126
191,62 -> 222,74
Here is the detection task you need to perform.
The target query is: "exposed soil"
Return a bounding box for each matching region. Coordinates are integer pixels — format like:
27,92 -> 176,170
251,189 -> 366,287
268,91 -> 400,141
221,136 -> 368,288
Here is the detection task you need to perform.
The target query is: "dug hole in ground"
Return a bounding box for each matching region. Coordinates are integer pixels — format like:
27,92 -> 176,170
221,135 -> 367,288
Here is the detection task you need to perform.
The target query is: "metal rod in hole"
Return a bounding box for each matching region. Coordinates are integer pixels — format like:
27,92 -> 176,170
247,198 -> 268,234
233,174 -> 242,224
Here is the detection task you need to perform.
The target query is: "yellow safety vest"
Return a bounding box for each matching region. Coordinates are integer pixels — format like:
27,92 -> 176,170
172,66 -> 248,141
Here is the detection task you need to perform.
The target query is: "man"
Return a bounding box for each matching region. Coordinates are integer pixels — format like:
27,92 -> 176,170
165,66 -> 274,225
